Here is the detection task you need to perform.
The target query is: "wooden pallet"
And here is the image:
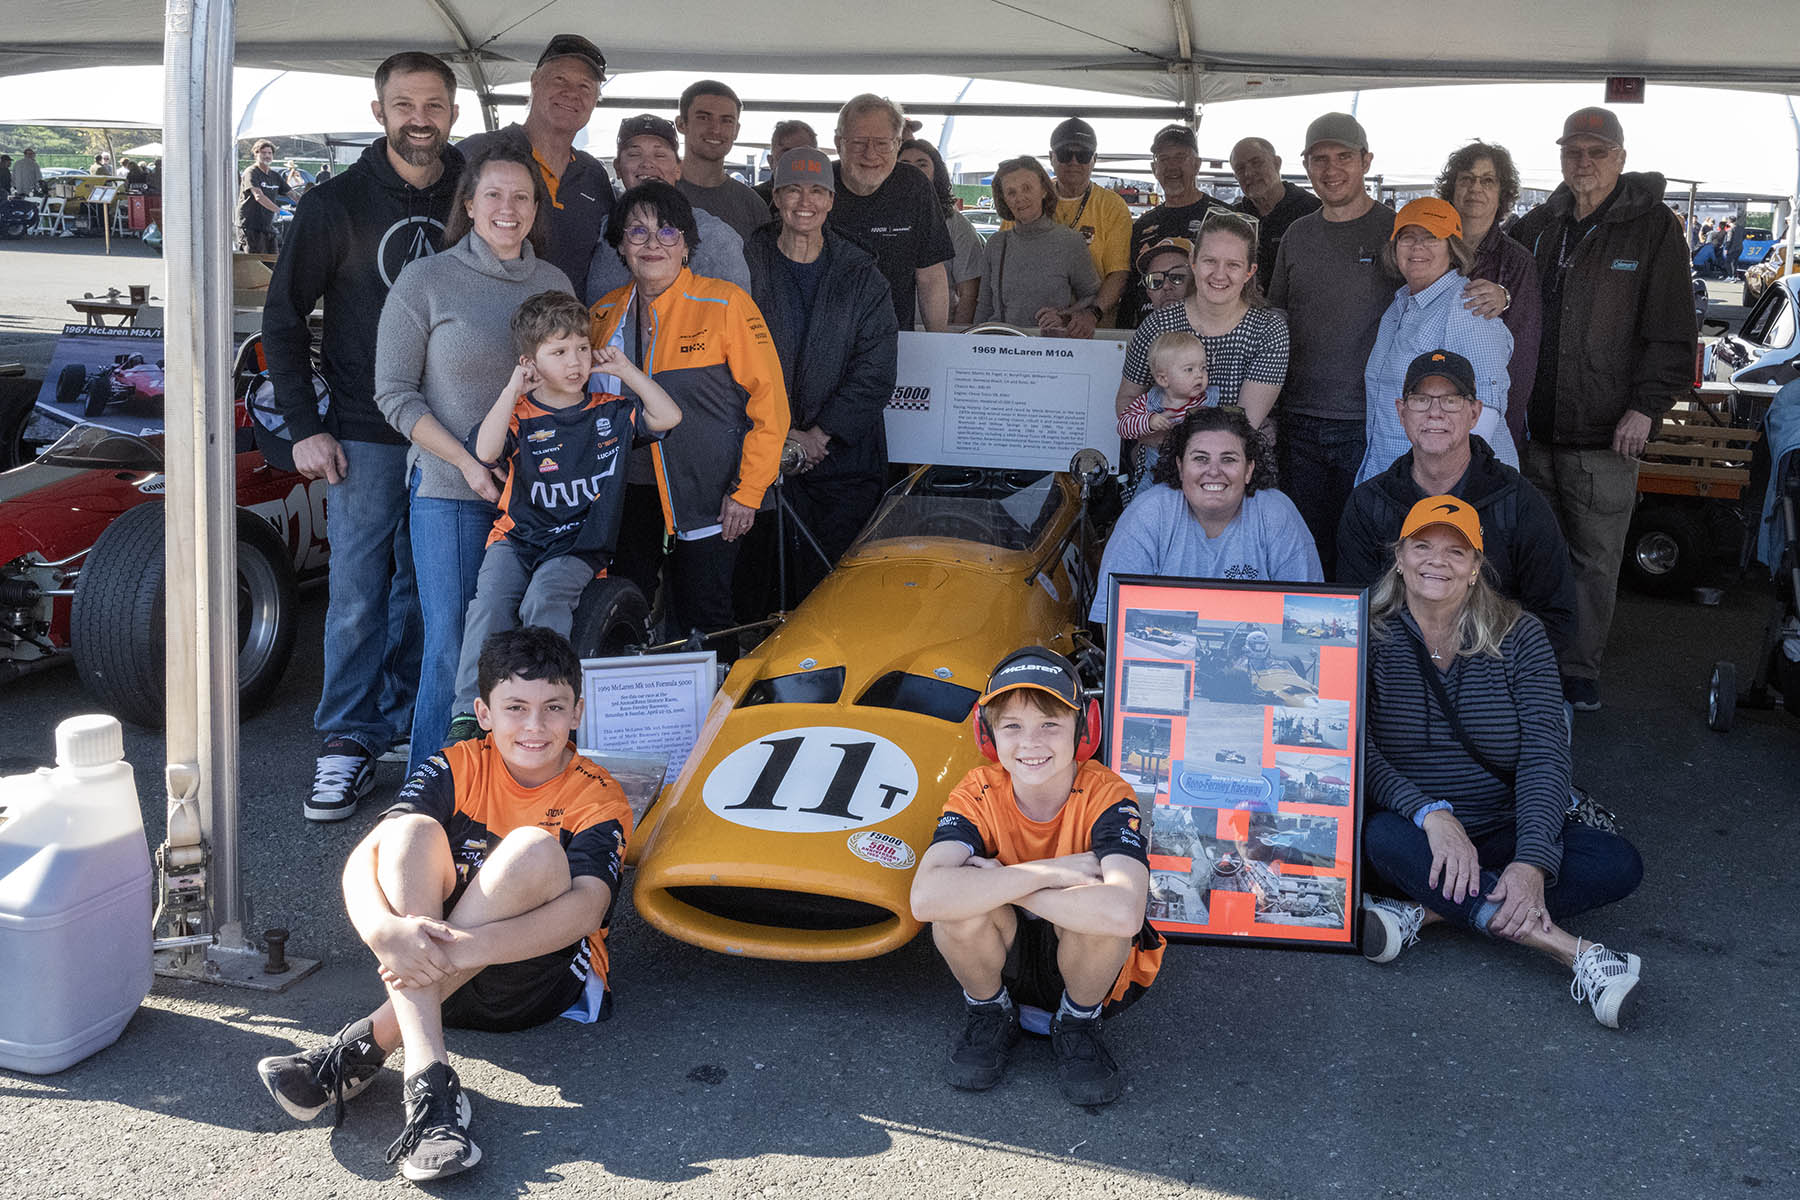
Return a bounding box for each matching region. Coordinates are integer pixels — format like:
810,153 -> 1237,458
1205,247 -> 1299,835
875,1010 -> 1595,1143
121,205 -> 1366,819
1638,400 -> 1760,499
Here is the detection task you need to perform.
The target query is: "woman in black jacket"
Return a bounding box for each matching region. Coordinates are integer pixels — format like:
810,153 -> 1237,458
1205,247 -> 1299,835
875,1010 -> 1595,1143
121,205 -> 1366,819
741,147 -> 899,609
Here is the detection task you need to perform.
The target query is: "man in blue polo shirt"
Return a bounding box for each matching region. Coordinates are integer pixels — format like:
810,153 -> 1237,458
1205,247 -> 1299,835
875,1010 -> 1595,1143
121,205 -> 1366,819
456,34 -> 614,298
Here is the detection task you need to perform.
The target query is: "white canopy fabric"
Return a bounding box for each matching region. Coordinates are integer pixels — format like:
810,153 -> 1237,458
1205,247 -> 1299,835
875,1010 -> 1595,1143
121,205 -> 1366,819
8,1 -> 1800,103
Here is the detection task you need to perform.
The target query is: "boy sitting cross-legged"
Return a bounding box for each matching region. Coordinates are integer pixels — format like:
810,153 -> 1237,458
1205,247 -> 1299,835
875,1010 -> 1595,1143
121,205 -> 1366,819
444,289 -> 681,744
910,646 -> 1164,1107
256,627 -> 633,1181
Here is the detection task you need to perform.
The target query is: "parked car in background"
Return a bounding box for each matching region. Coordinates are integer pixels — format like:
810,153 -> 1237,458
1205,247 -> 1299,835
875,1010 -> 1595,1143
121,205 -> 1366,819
1744,241 -> 1796,307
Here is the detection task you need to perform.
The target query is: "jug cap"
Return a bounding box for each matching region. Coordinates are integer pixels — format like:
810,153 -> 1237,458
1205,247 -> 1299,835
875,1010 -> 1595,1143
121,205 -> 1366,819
56,715 -> 124,768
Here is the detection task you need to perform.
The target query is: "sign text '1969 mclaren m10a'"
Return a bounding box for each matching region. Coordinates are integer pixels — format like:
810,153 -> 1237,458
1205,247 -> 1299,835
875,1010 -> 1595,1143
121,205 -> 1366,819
630,461 -> 1107,962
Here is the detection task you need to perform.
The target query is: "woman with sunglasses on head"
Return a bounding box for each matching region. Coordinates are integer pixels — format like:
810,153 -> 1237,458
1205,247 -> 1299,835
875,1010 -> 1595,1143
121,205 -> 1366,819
974,156 -> 1101,337
589,180 -> 790,656
1355,196 -> 1516,485
1115,212 -> 1289,486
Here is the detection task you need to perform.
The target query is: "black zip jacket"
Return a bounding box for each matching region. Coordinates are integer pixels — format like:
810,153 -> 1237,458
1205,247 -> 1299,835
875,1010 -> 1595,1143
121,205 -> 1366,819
744,224 -> 898,480
1509,171 -> 1695,447
261,139 -> 464,445
1337,435 -> 1578,663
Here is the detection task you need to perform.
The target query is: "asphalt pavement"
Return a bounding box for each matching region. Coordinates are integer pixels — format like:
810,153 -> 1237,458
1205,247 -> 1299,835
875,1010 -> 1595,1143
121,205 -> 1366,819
1,244 -> 1795,1197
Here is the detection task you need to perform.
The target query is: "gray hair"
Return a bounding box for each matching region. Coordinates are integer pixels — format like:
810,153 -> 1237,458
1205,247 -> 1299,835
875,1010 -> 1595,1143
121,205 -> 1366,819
835,93 -> 905,140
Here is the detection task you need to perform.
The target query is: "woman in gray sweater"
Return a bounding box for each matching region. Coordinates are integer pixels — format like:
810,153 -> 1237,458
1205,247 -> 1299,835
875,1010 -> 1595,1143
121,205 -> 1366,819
374,141 -> 574,778
973,156 -> 1100,335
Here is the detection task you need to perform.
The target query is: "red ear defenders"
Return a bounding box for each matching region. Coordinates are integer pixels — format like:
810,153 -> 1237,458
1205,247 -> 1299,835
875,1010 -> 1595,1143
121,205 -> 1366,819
971,647 -> 1103,763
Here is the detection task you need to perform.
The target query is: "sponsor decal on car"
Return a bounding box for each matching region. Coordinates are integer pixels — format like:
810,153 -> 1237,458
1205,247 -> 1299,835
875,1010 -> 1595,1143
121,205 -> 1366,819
846,830 -> 916,870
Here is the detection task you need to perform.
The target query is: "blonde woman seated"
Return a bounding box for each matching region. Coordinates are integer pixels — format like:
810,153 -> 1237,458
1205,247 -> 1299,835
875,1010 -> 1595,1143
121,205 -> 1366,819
1360,496 -> 1645,1028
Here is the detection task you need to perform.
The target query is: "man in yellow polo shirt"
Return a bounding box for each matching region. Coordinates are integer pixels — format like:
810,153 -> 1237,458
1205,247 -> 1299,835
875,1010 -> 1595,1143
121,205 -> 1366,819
1046,117 -> 1132,333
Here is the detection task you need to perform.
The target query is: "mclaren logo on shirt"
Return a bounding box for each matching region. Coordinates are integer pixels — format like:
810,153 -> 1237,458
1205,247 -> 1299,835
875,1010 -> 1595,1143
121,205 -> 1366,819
376,214 -> 446,288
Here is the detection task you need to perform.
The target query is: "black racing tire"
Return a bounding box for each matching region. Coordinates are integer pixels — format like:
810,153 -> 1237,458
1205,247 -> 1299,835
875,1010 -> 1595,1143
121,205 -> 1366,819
567,576 -> 651,660
1621,505 -> 1705,595
1707,661 -> 1736,732
83,373 -> 118,418
56,363 -> 88,406
0,382 -> 34,470
70,503 -> 299,729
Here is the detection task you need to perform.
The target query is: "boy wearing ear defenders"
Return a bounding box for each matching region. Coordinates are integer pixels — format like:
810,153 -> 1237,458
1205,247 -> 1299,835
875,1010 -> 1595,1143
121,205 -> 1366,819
910,646 -> 1163,1107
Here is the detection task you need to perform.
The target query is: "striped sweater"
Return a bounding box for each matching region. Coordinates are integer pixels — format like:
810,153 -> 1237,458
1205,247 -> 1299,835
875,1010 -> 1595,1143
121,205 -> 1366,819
1364,610 -> 1570,883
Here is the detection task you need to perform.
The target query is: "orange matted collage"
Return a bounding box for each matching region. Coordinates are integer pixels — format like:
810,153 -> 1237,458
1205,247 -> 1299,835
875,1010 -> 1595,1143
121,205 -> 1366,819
1104,576 -> 1366,951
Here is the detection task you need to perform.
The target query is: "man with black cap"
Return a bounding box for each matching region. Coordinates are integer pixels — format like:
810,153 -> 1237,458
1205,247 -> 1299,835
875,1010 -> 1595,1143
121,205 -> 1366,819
1509,107 -> 1694,712
1043,117 -> 1132,333
1119,124 -> 1218,328
1265,111 -> 1398,575
455,34 -> 612,297
584,113 -> 750,305
1337,348 -> 1576,667
1228,136 -> 1320,281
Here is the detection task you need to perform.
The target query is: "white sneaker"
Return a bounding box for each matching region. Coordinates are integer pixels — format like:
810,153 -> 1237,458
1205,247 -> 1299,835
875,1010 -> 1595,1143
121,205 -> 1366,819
305,738 -> 376,822
1571,940 -> 1641,1029
1360,894 -> 1425,964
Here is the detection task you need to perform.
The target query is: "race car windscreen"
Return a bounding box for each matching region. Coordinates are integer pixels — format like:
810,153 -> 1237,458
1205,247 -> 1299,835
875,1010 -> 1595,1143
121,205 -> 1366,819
37,423 -> 163,470
849,468 -> 1063,554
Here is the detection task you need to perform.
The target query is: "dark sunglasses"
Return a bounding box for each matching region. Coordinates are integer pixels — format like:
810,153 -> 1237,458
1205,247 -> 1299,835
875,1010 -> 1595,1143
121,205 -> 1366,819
1142,269 -> 1192,290
1053,147 -> 1094,164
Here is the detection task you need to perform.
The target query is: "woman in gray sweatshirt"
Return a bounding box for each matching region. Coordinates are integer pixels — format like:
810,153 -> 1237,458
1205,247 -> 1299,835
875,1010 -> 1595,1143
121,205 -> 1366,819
374,141 -> 574,778
973,156 -> 1101,334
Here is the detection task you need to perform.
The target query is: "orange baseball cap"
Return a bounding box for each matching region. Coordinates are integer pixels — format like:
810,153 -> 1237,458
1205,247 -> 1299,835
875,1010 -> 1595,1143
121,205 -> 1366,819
1391,196 -> 1463,242
1400,495 -> 1483,552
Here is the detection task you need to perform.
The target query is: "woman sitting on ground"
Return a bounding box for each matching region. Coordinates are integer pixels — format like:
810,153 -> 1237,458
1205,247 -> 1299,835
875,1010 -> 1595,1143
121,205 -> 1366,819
1359,496 -> 1645,1028
1090,407 -> 1320,625
973,156 -> 1100,335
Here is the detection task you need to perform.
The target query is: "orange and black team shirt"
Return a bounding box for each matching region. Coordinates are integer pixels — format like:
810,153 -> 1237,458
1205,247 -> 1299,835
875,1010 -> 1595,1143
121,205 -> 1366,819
475,386 -> 659,572
932,759 -> 1164,1003
386,739 -> 632,988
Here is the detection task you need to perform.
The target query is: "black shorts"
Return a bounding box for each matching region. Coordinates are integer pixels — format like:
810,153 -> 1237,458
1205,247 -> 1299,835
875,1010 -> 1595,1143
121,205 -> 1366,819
1002,910 -> 1148,1019
440,941 -> 589,1033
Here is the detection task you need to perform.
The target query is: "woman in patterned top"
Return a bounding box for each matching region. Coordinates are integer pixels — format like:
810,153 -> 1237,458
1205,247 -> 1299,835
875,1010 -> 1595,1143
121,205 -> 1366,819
1115,212 -> 1289,485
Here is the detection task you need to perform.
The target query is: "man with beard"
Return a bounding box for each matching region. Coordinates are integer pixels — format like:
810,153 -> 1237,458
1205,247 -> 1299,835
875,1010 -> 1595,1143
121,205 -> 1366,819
262,51 -> 465,821
1229,136 -> 1320,281
1120,125 -> 1218,327
583,113 -> 751,303
454,35 -> 612,297
827,93 -> 952,331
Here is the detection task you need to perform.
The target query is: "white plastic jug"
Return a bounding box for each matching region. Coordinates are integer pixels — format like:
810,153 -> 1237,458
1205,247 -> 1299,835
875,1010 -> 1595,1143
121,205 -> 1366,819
0,715 -> 153,1074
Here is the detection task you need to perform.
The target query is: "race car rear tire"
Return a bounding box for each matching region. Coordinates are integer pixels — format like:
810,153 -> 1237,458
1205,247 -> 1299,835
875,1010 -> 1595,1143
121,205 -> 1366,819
70,503 -> 299,728
567,576 -> 651,660
1622,505 -> 1704,595
56,364 -> 87,406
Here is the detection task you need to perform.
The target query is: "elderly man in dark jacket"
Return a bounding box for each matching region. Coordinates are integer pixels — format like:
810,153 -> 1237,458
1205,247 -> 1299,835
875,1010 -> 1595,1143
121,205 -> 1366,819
1508,107 -> 1695,712
741,147 -> 899,610
1337,348 -> 1576,667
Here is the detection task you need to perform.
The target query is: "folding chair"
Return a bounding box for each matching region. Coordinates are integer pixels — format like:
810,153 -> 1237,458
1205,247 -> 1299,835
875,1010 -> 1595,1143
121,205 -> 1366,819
35,197 -> 69,236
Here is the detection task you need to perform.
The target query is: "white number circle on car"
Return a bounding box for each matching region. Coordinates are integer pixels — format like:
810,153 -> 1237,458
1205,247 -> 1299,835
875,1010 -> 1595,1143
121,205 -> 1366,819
701,727 -> 920,833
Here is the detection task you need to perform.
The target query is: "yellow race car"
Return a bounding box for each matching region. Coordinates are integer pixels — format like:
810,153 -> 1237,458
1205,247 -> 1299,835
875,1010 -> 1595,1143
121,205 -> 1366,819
631,464 -> 1100,961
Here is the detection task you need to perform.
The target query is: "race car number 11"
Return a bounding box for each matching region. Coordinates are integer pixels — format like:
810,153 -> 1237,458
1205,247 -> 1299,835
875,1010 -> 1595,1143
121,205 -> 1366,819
701,727 -> 920,833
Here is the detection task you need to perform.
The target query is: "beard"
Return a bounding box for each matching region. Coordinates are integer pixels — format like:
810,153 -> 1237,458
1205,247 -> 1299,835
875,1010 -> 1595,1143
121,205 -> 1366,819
386,124 -> 449,167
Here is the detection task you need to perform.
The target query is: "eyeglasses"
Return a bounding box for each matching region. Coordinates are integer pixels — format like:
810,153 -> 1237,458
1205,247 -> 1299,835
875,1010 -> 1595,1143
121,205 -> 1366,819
1560,144 -> 1617,162
1402,392 -> 1470,412
1394,231 -> 1445,249
842,137 -> 897,154
624,224 -> 683,247
1142,269 -> 1192,290
1455,172 -> 1500,189
1052,147 -> 1094,164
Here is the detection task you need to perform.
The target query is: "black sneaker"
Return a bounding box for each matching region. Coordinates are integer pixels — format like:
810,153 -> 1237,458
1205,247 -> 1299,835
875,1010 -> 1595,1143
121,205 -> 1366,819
444,714 -> 483,746
255,1017 -> 389,1124
1050,1010 -> 1124,1107
945,997 -> 1020,1091
386,1061 -> 479,1181
305,737 -> 376,822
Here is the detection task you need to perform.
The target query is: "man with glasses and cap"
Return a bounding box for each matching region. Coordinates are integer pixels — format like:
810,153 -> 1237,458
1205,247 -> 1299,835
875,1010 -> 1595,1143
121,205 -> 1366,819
1039,117 -> 1132,333
1508,107 -> 1694,712
1120,124 -> 1219,328
1264,112 -> 1399,575
455,34 -> 612,298
1337,348 -> 1576,670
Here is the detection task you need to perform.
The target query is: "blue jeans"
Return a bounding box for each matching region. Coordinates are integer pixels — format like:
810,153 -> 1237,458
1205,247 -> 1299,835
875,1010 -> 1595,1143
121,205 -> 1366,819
1278,413 -> 1365,577
406,470 -> 496,777
314,440 -> 420,756
1363,810 -> 1643,934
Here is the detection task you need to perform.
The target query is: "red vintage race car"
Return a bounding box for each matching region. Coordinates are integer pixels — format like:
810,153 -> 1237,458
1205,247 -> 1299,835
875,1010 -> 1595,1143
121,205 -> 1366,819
0,374 -> 328,727
55,353 -> 166,420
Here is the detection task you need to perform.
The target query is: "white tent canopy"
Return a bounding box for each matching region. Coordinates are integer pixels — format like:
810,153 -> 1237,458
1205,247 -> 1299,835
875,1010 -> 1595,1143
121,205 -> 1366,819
10,0 -> 1800,105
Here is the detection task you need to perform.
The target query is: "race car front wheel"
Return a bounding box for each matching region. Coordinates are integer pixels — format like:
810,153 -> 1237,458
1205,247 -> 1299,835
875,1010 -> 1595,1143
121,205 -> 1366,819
70,503 -> 299,728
